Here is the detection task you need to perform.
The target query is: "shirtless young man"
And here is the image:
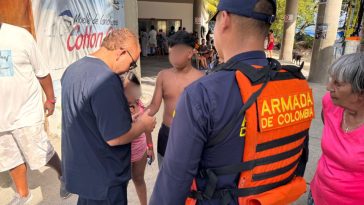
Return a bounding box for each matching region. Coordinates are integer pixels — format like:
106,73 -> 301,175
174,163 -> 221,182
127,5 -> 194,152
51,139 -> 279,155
148,31 -> 204,167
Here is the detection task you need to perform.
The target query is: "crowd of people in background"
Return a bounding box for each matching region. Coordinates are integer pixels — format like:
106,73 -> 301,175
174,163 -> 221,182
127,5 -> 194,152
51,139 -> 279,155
140,25 -> 175,57
139,25 -> 220,70
140,25 -> 276,70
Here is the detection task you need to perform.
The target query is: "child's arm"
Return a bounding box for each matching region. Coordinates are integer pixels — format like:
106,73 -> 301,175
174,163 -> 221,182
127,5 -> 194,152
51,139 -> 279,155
146,131 -> 155,161
147,71 -> 163,116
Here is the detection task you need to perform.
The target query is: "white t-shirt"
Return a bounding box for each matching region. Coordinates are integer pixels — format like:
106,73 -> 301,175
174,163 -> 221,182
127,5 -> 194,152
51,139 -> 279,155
0,23 -> 49,132
148,30 -> 157,45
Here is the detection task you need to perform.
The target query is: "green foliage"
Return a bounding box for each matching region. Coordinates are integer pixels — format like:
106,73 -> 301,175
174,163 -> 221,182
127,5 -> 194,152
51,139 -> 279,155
297,0 -> 317,31
272,0 -> 318,43
203,0 -> 318,46
271,0 -> 286,42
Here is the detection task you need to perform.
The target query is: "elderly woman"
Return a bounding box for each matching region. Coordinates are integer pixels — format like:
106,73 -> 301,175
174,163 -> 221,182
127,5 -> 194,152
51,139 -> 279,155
309,53 -> 364,205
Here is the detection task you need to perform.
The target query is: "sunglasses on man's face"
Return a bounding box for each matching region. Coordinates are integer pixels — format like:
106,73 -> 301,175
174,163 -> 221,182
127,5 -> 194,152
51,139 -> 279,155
126,50 -> 137,71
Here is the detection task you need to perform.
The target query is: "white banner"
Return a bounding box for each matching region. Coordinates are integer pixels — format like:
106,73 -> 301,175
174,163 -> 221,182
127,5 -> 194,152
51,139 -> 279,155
32,0 -> 125,76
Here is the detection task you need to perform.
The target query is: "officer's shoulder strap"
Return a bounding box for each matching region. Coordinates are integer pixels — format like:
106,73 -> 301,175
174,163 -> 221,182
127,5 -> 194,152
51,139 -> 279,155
209,58 -> 306,81
280,62 -> 306,80
230,58 -> 307,83
220,60 -> 270,84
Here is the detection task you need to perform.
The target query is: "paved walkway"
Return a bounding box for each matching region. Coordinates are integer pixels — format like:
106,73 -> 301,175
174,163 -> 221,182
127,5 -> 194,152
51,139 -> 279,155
0,54 -> 326,205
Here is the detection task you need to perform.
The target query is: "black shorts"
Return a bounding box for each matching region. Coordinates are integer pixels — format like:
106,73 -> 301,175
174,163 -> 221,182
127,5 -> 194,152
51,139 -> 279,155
157,124 -> 170,157
77,184 -> 128,205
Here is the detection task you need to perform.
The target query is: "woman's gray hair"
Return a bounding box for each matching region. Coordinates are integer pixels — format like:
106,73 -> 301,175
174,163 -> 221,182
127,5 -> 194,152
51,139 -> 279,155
329,53 -> 364,93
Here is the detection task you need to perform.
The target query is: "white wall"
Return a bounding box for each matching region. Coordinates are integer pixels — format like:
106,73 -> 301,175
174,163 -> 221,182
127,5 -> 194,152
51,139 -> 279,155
125,0 -> 142,79
138,1 -> 193,32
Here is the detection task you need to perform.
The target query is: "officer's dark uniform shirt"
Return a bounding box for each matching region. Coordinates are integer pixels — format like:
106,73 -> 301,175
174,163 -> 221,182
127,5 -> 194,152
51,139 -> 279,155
150,51 -> 269,205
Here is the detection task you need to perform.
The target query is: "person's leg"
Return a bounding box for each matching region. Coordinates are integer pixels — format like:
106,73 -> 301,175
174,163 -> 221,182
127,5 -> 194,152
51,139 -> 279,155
45,151 -> 71,198
106,184 -> 128,205
160,46 -> 164,56
143,46 -> 147,57
157,124 -> 169,169
131,153 -> 148,205
157,153 -> 164,169
9,164 -> 29,197
12,124 -> 71,199
150,46 -> 154,55
162,44 -> 166,55
201,57 -> 208,69
307,191 -> 315,205
164,42 -> 169,54
198,58 -> 203,70
46,152 -> 62,178
0,131 -> 29,198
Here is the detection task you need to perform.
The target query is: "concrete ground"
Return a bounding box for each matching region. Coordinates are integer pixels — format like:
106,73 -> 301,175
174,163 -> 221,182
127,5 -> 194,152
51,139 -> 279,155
0,53 -> 325,205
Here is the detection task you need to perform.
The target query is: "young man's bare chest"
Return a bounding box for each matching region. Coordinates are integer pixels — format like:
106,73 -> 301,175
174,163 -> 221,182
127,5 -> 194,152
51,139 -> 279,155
162,71 -> 202,101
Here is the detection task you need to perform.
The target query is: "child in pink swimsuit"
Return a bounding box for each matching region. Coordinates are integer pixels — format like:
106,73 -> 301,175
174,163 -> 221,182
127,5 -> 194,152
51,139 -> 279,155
130,100 -> 148,162
123,72 -> 154,205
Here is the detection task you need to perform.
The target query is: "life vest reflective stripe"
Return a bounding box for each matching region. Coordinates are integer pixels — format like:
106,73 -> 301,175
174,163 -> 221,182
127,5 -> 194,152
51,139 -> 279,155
186,59 -> 314,205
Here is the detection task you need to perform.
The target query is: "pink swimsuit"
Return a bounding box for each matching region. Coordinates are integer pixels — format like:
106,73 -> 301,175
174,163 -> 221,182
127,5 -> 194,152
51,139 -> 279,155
131,101 -> 147,163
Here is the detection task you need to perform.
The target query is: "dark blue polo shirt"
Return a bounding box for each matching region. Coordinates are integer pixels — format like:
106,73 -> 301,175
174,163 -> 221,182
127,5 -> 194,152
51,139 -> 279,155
150,51 -> 268,205
61,57 -> 132,200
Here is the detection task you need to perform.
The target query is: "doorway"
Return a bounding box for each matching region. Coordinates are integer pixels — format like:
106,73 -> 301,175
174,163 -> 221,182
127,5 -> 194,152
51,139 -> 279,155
138,18 -> 182,34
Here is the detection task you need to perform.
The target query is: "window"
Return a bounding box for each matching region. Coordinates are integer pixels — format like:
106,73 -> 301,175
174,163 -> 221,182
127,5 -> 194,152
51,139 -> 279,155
157,21 -> 167,32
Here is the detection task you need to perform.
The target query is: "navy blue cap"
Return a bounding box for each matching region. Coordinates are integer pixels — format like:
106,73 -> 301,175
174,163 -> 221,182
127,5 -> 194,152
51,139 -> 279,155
210,0 -> 277,24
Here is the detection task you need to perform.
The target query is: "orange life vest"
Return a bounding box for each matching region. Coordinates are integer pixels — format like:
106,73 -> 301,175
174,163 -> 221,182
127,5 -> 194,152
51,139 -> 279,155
186,59 -> 314,205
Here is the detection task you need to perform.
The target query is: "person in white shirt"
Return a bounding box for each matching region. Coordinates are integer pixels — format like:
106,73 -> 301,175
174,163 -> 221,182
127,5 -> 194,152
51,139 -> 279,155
148,25 -> 157,56
140,28 -> 149,57
0,22 -> 70,205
